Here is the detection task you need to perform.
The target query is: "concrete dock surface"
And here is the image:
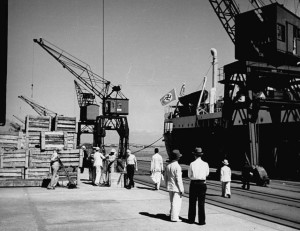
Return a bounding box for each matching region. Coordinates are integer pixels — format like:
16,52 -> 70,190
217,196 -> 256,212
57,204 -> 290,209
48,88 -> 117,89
0,174 -> 297,231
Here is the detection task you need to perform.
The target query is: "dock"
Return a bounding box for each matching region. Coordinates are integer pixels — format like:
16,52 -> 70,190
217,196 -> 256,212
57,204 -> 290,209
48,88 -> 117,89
0,171 -> 297,231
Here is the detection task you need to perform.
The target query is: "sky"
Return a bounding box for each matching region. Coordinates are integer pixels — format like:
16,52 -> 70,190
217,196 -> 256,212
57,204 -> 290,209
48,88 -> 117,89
6,0 -> 299,145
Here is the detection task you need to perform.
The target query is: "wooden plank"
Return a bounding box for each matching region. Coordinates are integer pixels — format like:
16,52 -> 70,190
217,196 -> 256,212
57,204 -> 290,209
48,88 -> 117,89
25,150 -> 29,168
64,132 -> 68,149
79,149 -> 83,168
0,135 -> 19,140
25,168 -> 50,179
0,148 -> 3,168
0,168 -> 23,178
0,131 -> 19,136
41,131 -> 45,150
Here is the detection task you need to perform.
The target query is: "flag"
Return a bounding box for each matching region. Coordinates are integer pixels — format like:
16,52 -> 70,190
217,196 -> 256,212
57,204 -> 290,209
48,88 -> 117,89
160,88 -> 178,106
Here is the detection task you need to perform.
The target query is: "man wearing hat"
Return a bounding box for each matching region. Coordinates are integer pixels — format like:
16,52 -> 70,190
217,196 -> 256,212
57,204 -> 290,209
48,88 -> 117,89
220,159 -> 231,198
80,145 -> 88,174
150,148 -> 164,190
164,149 -> 184,222
105,148 -> 117,186
188,147 -> 209,225
93,146 -> 105,186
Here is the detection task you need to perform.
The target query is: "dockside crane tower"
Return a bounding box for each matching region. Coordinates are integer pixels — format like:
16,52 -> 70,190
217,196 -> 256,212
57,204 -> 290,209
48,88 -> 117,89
33,38 -> 129,158
209,0 -> 300,175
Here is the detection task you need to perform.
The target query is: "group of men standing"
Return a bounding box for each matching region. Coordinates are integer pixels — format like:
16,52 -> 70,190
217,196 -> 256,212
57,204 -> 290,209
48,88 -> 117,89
149,147 -> 209,225
81,146 -> 117,187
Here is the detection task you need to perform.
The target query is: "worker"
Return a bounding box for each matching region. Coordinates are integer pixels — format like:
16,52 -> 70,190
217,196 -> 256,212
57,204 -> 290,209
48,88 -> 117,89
100,150 -> 108,186
47,148 -> 61,190
164,149 -> 184,222
188,147 -> 209,225
124,149 -> 138,189
241,161 -> 253,190
93,147 -> 105,186
220,159 -> 231,198
150,148 -> 164,190
80,145 -> 88,174
106,148 -> 117,186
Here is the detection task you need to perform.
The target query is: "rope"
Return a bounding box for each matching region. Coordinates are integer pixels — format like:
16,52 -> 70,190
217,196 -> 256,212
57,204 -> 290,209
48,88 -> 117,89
132,136 -> 163,154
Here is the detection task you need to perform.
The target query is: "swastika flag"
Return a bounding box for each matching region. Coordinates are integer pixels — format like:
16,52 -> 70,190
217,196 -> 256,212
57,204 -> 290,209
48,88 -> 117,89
160,88 -> 178,106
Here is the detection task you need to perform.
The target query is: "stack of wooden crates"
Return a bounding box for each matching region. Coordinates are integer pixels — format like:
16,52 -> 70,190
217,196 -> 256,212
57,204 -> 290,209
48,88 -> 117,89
0,115 -> 82,187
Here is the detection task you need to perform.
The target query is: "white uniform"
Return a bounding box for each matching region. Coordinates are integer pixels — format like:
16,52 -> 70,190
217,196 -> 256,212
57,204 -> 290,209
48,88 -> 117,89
150,153 -> 164,189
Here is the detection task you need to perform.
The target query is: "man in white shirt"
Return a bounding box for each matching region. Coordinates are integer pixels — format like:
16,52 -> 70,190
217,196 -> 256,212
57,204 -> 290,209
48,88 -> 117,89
124,149 -> 138,189
220,159 -> 231,198
93,147 -> 105,186
188,147 -> 209,225
150,148 -> 164,190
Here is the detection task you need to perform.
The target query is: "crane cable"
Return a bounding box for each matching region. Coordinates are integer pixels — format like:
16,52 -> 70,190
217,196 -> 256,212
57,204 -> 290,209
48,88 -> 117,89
131,136 -> 163,154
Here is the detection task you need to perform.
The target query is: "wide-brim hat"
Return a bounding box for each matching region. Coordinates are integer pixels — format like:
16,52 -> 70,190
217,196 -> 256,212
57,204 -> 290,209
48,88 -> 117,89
193,147 -> 203,156
222,159 -> 229,165
93,147 -> 100,151
170,149 -> 182,161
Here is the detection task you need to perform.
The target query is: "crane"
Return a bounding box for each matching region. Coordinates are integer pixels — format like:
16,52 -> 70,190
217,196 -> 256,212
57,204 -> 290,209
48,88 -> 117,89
33,38 -> 129,158
208,0 -> 300,178
13,115 -> 25,124
18,95 -> 61,117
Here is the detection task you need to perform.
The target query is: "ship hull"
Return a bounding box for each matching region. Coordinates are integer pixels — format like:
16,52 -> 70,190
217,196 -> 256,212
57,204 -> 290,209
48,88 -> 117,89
164,121 -> 300,179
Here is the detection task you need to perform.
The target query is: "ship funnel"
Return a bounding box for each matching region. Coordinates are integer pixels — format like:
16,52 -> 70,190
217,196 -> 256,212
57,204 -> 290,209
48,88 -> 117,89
209,48 -> 218,113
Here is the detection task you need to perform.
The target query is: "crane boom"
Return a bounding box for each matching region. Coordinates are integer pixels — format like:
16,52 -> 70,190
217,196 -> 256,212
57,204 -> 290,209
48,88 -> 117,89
18,95 -> 60,117
33,38 -> 127,104
209,0 -> 240,44
13,115 -> 25,124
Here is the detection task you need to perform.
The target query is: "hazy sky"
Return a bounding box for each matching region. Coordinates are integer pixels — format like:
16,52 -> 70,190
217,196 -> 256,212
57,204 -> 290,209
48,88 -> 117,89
6,0 -> 298,144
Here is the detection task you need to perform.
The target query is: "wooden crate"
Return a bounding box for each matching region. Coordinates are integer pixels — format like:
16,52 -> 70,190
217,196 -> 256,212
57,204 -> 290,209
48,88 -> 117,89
40,131 -> 77,150
41,131 -> 67,150
0,168 -> 24,179
0,149 -> 28,168
53,116 -> 77,133
0,131 -> 24,150
25,115 -> 51,133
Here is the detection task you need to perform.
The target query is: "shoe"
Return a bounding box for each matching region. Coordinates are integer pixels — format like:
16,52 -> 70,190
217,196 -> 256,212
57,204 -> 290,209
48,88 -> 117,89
228,194 -> 231,198
47,187 -> 55,190
198,222 -> 206,226
187,220 -> 194,224
171,219 -> 182,222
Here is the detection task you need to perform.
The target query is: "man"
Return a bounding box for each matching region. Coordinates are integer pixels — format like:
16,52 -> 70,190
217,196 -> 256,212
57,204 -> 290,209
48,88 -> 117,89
47,148 -> 61,190
93,147 -> 105,186
164,149 -> 184,222
188,147 -> 209,225
106,148 -> 117,186
241,161 -> 253,190
124,149 -> 138,189
80,145 -> 88,173
150,148 -> 164,190
220,159 -> 231,198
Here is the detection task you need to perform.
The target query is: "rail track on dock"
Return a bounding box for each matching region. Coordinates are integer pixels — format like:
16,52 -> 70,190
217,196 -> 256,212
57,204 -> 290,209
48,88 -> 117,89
134,160 -> 300,230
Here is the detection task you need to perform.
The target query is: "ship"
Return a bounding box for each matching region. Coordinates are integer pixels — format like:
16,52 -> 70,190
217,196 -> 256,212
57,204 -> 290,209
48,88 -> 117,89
163,3 -> 300,180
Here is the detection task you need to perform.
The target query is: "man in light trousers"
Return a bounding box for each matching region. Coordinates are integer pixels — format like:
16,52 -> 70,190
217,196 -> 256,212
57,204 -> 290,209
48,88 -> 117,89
150,148 -> 164,190
164,149 -> 184,222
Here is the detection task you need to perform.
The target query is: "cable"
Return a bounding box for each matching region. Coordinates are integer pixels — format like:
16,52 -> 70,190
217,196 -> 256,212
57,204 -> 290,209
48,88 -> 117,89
132,136 -> 164,154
